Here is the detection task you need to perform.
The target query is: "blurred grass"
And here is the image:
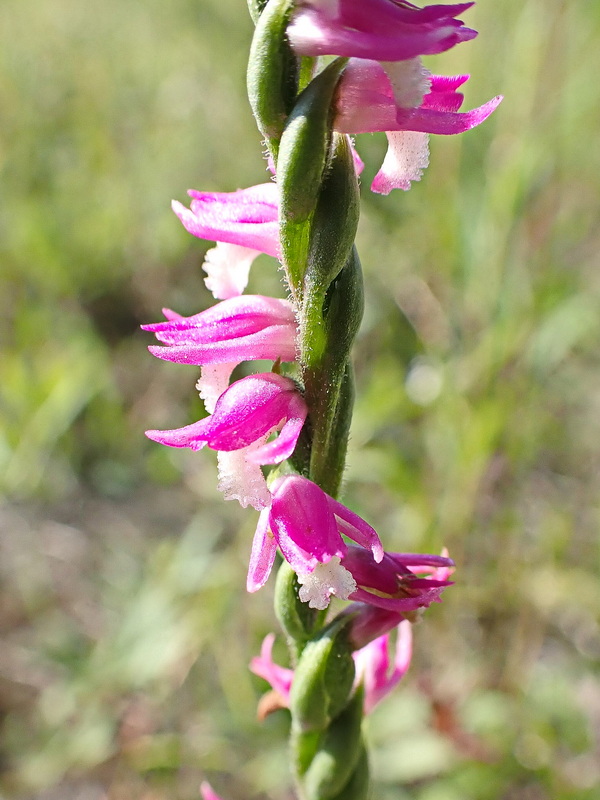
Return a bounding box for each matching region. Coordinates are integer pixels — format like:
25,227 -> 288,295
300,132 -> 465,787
1,0 -> 599,798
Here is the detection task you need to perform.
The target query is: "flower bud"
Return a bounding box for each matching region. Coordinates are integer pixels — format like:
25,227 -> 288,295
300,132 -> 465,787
290,616 -> 355,732
247,0 -> 297,146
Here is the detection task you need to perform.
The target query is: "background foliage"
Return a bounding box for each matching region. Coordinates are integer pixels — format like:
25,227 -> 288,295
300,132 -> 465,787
1,0 -> 599,798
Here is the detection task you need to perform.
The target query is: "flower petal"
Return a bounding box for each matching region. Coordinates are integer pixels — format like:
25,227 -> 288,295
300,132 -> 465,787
269,476 -> 346,574
247,508 -> 278,591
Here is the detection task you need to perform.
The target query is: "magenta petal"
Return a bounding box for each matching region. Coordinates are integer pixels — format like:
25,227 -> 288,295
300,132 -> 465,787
145,420 -> 210,451
350,586 -> 446,612
202,374 -> 300,451
148,325 -> 297,365
247,508 -> 278,592
394,95 -> 503,134
200,783 -> 224,800
356,620 -> 413,714
249,633 -> 293,703
389,553 -> 455,569
249,415 -> 306,465
143,296 -> 297,366
269,476 -> 346,574
338,0 -> 475,28
289,10 -> 476,61
142,295 -> 295,342
172,182 -> 280,258
429,73 -> 470,92
342,549 -> 401,595
248,395 -> 307,465
327,496 -> 384,562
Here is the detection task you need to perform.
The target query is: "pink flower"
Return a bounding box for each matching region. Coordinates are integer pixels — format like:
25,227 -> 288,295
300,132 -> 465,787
335,59 -> 502,193
250,632 -> 294,704
341,546 -> 454,613
142,295 -> 297,413
288,0 -> 477,62
146,373 -> 308,509
353,619 -> 412,713
172,182 -> 279,299
345,550 -> 454,648
247,475 -> 384,606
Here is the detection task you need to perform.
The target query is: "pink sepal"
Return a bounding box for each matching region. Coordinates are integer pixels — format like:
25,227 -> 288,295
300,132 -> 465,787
172,182 -> 279,257
249,633 -> 293,704
247,508 -> 278,592
289,5 -> 476,62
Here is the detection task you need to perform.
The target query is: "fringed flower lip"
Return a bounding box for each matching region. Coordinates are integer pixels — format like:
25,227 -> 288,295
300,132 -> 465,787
335,58 -> 502,193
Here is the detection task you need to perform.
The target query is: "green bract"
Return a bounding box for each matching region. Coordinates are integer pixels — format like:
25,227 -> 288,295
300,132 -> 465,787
247,0 -> 297,149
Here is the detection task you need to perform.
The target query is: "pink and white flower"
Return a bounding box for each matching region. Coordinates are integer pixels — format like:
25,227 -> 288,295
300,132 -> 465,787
146,373 -> 308,509
172,182 -> 279,299
288,0 -> 477,62
335,59 -> 502,193
247,475 -> 384,606
142,294 -> 297,413
353,619 -> 413,713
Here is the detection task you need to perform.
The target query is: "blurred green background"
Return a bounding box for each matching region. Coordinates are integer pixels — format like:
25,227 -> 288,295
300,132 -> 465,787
1,0 -> 599,797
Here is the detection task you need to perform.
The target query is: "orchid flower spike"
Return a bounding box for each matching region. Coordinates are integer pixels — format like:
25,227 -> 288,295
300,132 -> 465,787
172,182 -> 279,299
142,294 -> 297,413
335,59 -> 502,193
146,373 -> 308,510
247,475 -> 384,608
288,0 -> 477,62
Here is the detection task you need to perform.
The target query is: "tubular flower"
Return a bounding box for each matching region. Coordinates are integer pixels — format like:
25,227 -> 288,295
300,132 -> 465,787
172,182 -> 279,299
142,295 -> 297,413
353,619 -> 412,713
345,550 -> 454,648
146,373 -> 308,510
335,59 -> 502,193
288,0 -> 477,62
247,475 -> 384,607
341,546 -> 455,614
